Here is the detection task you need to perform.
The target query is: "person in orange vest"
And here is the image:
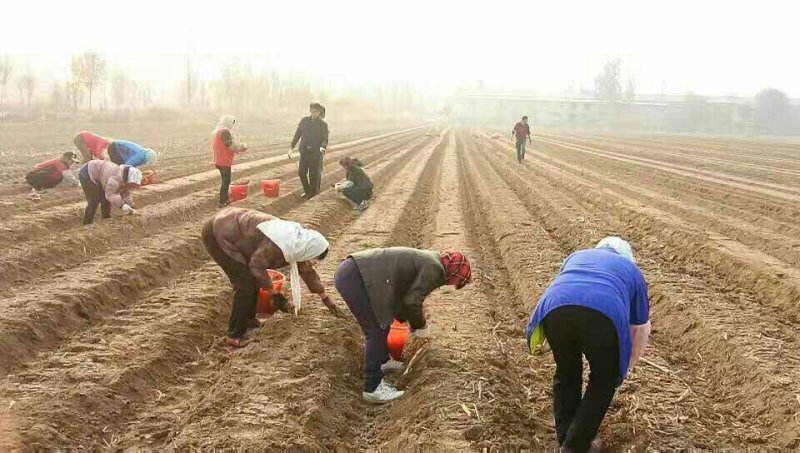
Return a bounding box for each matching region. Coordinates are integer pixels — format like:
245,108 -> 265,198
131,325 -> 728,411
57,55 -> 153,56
212,115 -> 248,208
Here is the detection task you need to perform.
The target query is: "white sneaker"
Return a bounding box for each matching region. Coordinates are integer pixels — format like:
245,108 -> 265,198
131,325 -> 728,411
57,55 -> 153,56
381,359 -> 405,373
362,380 -> 404,404
355,200 -> 369,211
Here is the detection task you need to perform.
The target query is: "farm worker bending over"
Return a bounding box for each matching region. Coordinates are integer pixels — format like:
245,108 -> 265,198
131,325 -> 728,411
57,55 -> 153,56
78,160 -> 142,225
107,140 -> 158,168
201,208 -> 338,348
334,247 -> 472,403
25,151 -> 81,200
511,115 -> 532,163
212,115 -> 248,208
73,131 -> 112,163
334,156 -> 373,211
526,237 -> 651,453
289,102 -> 328,199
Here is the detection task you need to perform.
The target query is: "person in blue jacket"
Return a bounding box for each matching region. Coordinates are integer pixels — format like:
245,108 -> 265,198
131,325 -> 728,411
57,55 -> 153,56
107,140 -> 158,168
526,237 -> 651,453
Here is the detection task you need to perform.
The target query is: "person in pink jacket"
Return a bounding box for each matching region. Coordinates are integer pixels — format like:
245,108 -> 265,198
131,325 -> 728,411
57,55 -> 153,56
78,160 -> 142,224
73,131 -> 112,163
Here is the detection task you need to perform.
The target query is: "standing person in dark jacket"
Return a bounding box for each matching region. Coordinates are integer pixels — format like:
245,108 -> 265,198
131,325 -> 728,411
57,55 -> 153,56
25,151 -> 81,200
512,116 -> 532,163
289,103 -> 329,199
334,247 -> 472,403
212,115 -> 248,208
334,157 -> 373,210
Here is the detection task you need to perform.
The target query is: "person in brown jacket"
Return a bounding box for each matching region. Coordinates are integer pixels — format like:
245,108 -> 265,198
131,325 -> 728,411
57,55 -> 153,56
201,207 -> 338,347
334,247 -> 472,403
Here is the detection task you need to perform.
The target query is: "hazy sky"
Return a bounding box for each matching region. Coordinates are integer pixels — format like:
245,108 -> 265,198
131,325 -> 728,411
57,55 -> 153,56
2,0 -> 797,96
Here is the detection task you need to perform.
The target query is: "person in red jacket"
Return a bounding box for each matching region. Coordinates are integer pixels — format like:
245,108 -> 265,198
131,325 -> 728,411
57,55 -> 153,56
512,116 -> 532,163
212,115 -> 248,208
25,151 -> 81,200
73,131 -> 112,163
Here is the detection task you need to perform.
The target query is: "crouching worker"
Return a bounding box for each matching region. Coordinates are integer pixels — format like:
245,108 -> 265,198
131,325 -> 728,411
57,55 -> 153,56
526,237 -> 651,453
334,247 -> 471,403
79,160 -> 142,224
201,208 -> 338,348
25,151 -> 81,200
334,157 -> 373,211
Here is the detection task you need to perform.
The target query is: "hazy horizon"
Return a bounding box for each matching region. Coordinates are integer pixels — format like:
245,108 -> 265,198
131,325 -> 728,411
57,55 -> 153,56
1,0 -> 798,98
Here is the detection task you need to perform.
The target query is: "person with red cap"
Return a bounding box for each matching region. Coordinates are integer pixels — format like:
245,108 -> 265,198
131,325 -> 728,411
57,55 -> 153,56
333,247 -> 472,403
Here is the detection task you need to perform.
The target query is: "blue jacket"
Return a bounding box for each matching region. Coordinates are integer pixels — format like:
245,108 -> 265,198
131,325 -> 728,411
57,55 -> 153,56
113,140 -> 149,167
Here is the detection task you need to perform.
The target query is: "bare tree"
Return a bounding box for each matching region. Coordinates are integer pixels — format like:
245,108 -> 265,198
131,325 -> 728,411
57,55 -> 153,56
594,59 -> 622,102
71,51 -> 106,110
17,75 -> 35,114
66,80 -> 84,112
0,56 -> 11,119
111,71 -> 129,107
625,79 -> 635,103
51,82 -> 66,111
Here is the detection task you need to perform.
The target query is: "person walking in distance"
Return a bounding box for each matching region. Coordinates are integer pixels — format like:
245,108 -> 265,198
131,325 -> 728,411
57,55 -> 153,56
512,115 -> 532,163
526,237 -> 651,453
212,115 -> 248,208
289,103 -> 328,199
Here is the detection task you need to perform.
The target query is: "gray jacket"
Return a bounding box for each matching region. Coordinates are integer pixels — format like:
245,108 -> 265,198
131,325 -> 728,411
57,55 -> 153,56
350,247 -> 445,329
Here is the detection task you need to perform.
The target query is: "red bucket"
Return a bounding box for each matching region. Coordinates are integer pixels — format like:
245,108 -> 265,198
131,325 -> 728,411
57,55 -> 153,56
387,320 -> 410,361
262,179 -> 280,198
257,270 -> 286,314
230,184 -> 249,202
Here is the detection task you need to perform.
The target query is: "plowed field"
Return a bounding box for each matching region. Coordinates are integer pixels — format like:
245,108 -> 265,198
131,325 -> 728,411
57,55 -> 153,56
1,125 -> 798,452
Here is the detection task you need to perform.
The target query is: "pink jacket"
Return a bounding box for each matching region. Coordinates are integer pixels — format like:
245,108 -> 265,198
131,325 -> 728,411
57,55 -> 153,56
86,160 -> 134,209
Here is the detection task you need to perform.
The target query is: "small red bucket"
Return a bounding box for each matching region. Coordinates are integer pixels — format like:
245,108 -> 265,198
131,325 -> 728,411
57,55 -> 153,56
262,179 -> 280,198
142,171 -> 157,186
230,184 -> 249,202
387,320 -> 410,361
257,270 -> 286,314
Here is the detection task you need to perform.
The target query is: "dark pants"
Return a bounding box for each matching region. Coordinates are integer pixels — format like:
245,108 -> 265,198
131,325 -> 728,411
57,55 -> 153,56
108,147 -> 124,165
543,306 -> 619,453
298,149 -> 324,199
342,187 -> 372,205
516,139 -> 527,162
334,257 -> 390,392
201,219 -> 258,339
26,169 -> 57,190
79,165 -> 111,225
217,165 -> 232,204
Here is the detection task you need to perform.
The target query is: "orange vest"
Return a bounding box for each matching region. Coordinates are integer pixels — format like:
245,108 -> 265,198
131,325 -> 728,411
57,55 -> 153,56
213,129 -> 235,167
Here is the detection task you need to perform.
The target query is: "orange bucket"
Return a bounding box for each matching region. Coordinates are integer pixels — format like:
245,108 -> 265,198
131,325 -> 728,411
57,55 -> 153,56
230,184 -> 249,202
262,179 -> 280,198
387,320 -> 410,361
142,171 -> 157,185
257,270 -> 286,314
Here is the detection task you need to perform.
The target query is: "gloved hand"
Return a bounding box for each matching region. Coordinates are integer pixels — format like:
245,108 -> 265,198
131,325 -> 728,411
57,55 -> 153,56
121,204 -> 137,215
287,148 -> 294,160
411,326 -> 431,339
